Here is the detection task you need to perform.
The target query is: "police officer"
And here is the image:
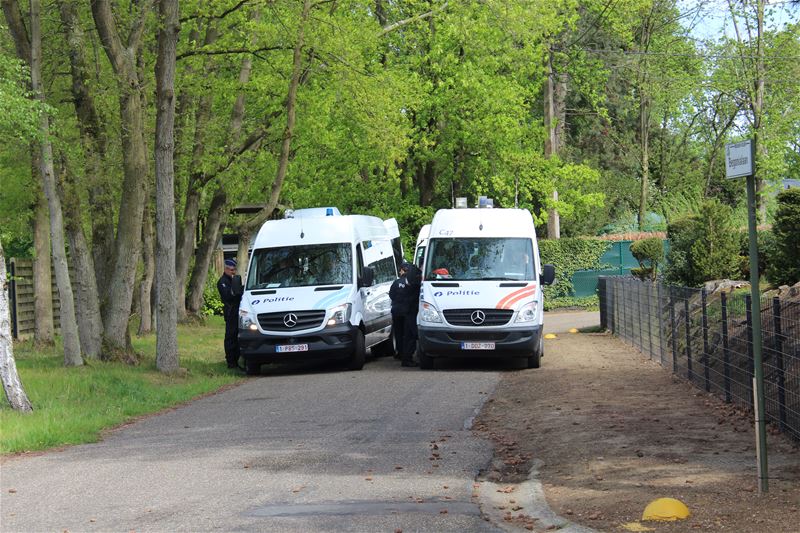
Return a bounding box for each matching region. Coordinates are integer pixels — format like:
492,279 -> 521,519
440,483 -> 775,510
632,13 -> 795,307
401,262 -> 422,367
217,258 -> 243,369
389,262 -> 410,360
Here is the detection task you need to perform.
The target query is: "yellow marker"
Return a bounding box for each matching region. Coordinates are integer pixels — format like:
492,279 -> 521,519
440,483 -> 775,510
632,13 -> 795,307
621,523 -> 655,532
642,498 -> 690,521
544,333 -> 557,339
568,328 -> 579,333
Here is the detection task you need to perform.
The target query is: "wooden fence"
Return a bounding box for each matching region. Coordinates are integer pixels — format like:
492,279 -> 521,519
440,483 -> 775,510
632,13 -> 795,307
6,258 -> 64,339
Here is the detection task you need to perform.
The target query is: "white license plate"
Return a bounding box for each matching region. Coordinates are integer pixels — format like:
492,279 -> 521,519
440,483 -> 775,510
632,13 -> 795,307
276,344 -> 308,353
461,342 -> 495,350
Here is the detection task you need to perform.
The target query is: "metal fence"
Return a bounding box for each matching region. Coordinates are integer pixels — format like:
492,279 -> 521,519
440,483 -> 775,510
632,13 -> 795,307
599,276 -> 800,442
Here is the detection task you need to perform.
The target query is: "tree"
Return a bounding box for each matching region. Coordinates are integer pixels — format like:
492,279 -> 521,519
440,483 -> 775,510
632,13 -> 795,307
1,241 -> 33,412
154,0 -> 179,373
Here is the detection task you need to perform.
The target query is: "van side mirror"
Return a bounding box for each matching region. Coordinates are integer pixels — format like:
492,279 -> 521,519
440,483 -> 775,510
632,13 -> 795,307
541,264 -> 556,286
359,266 -> 375,288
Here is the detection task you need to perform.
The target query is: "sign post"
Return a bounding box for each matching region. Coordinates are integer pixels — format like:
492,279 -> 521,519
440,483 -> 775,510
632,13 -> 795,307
726,139 -> 768,494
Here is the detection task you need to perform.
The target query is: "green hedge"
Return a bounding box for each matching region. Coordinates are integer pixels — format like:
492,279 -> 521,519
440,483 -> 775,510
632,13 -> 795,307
767,188 -> 800,286
539,238 -> 611,300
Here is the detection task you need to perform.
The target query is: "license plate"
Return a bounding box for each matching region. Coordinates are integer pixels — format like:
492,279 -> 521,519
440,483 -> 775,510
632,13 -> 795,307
461,342 -> 495,350
276,344 -> 308,353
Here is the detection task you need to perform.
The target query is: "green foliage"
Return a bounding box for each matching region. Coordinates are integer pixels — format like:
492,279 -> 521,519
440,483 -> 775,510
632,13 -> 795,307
201,276 -> 223,317
664,199 -> 741,286
0,53 -> 44,141
539,238 -> 610,299
0,317 -> 240,454
767,188 -> 800,286
630,237 -> 664,281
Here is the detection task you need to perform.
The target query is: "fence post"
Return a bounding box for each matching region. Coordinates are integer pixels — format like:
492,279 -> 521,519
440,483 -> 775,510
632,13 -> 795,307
610,278 -> 616,333
772,297 -> 787,432
622,278 -> 627,343
702,288 -> 711,392
638,282 -> 644,351
746,294 -> 755,402
647,282 -> 654,358
670,286 -> 678,374
721,291 -> 732,403
658,282 -> 666,366
684,289 -> 693,382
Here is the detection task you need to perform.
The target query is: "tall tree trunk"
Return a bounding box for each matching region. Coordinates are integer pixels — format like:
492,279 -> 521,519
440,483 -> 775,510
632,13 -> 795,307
31,177 -> 54,346
0,241 -> 33,412
61,163 -> 103,359
30,0 -> 82,366
544,49 -> 564,239
754,0 -> 766,222
58,0 -> 115,296
91,0 -> 151,355
187,187 -> 227,316
138,205 -> 155,335
155,0 -> 179,373
639,93 -> 650,230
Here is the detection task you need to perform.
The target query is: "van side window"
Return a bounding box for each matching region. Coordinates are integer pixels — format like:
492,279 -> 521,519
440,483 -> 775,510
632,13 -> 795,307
361,239 -> 396,284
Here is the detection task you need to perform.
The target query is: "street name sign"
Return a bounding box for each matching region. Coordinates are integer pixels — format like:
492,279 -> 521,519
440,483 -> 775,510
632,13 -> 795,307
725,140 -> 754,179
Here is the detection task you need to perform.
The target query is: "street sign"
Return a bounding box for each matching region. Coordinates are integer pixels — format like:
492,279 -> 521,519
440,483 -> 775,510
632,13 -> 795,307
725,140 -> 754,179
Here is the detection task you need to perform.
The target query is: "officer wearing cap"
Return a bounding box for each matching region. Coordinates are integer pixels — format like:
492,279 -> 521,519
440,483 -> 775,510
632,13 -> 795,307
389,262 -> 410,359
401,262 -> 422,367
217,258 -> 244,369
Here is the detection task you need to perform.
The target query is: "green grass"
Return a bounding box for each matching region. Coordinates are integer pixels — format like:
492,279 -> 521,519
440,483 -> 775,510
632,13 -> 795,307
0,316 -> 243,454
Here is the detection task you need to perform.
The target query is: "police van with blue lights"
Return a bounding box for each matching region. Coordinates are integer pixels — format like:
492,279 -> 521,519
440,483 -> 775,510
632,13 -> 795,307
238,207 -> 402,374
416,199 -> 555,369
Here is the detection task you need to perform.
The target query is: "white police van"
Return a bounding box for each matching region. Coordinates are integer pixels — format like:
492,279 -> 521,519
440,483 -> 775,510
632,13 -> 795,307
416,206 -> 555,369
238,208 -> 402,374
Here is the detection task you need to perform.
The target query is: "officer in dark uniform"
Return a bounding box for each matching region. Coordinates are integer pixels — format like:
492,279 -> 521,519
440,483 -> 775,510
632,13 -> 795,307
217,258 -> 243,369
389,262 -> 410,360
401,262 -> 422,367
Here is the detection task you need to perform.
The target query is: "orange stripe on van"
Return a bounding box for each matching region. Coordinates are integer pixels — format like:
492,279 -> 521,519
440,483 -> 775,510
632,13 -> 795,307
496,285 -> 535,309
501,288 -> 537,309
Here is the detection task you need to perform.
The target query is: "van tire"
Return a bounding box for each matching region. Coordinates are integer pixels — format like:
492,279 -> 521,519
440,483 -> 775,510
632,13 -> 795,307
418,348 -> 435,370
527,334 -> 543,369
348,330 -> 366,370
245,359 -> 261,376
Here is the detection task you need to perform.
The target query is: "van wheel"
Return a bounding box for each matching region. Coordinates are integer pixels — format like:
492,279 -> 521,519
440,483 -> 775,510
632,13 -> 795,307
348,330 -> 366,370
527,334 -> 543,369
245,359 -> 261,376
418,348 -> 435,370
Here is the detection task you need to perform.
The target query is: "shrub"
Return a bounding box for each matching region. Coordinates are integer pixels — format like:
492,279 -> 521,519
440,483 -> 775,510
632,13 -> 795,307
630,237 -> 664,281
539,238 -> 610,299
664,199 -> 740,287
202,276 -> 223,317
767,188 -> 800,286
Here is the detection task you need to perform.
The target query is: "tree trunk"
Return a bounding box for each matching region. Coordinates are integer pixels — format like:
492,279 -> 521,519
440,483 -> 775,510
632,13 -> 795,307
639,93 -> 650,230
138,205 -> 155,336
544,50 -> 563,239
61,164 -> 103,359
155,0 -> 179,373
32,176 -> 54,346
31,0 -> 82,366
187,186 -> 227,316
58,0 -> 115,296
91,0 -> 151,355
0,241 -> 33,412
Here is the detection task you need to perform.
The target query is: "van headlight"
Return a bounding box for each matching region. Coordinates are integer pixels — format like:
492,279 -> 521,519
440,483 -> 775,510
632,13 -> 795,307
515,301 -> 538,323
419,301 -> 442,323
327,303 -> 351,327
240,310 -> 258,331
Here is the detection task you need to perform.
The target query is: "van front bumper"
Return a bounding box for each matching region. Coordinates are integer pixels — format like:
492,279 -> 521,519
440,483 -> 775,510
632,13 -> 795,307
238,323 -> 357,364
418,325 -> 541,358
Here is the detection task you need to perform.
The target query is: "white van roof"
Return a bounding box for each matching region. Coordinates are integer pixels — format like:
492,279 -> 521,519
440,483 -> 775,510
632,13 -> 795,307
253,214 -> 398,249
429,208 -> 535,239
286,207 -> 341,218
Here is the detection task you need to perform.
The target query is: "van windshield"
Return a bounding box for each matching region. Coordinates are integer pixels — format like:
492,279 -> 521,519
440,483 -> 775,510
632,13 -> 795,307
424,238 -> 534,281
246,243 -> 353,289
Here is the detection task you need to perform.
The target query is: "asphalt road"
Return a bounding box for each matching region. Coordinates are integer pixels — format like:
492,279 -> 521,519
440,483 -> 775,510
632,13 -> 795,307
1,357 -> 505,533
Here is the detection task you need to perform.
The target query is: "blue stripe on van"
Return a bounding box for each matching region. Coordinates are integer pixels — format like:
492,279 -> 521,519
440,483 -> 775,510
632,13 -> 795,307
313,286 -> 349,309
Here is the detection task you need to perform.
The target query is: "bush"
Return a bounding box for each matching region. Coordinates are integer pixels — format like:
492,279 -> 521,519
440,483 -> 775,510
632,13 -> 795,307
630,237 -> 664,281
767,188 -> 800,286
202,276 -> 223,317
539,238 -> 610,300
664,199 -> 740,287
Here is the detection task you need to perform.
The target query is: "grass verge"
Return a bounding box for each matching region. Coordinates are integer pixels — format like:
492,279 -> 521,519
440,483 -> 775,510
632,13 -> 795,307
0,316 -> 242,455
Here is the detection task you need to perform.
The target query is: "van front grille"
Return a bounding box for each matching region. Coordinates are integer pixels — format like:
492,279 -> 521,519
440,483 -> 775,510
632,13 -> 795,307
443,308 -> 513,327
257,310 -> 326,331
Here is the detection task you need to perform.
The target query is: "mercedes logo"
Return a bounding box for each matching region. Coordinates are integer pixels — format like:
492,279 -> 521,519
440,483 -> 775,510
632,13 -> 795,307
470,310 -> 486,325
283,313 -> 298,328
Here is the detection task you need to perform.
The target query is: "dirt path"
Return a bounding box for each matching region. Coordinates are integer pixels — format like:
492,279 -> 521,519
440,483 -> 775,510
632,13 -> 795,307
474,331 -> 800,532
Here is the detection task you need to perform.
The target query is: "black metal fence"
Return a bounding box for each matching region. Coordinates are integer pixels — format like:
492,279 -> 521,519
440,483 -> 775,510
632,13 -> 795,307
599,276 -> 800,442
